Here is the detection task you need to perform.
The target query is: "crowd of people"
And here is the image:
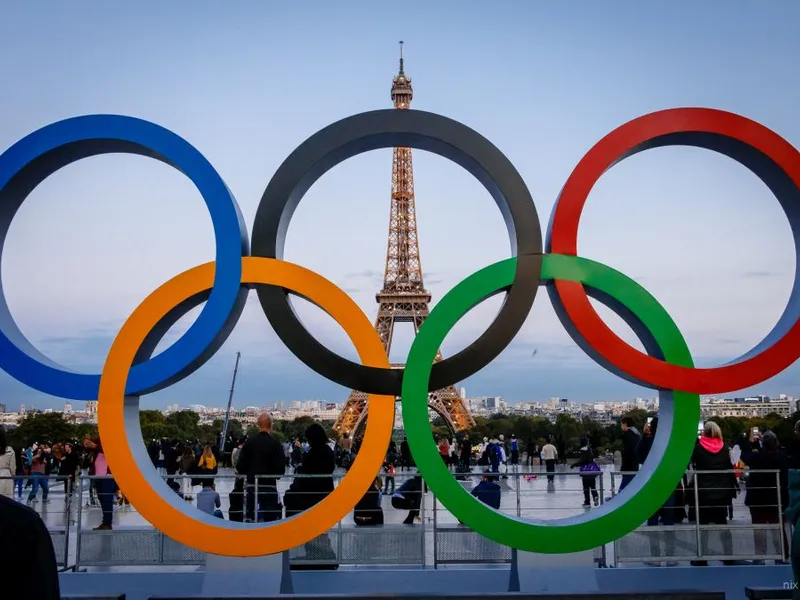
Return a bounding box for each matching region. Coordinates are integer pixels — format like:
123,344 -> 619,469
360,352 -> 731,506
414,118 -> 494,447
5,413 -> 800,576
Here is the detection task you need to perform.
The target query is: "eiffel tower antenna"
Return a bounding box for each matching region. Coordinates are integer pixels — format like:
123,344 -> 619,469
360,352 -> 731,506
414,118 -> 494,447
333,45 -> 475,437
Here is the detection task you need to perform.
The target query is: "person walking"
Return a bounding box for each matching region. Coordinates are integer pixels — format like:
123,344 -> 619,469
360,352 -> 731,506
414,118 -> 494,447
570,437 -> 600,507
541,437 -> 558,483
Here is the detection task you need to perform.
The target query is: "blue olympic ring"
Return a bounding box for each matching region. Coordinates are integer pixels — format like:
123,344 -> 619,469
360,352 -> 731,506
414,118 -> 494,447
0,115 -> 249,400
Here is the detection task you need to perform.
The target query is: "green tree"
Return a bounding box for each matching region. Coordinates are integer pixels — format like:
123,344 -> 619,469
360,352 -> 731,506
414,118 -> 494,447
283,416 -> 317,440
165,410 -> 201,440
9,413 -> 76,446
74,422 -> 98,442
212,418 -> 244,441
620,408 -> 650,433
140,410 -> 174,441
554,413 -> 581,446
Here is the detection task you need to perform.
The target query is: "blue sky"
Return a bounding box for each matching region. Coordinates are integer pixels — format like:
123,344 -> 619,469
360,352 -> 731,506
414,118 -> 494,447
1,1 -> 800,410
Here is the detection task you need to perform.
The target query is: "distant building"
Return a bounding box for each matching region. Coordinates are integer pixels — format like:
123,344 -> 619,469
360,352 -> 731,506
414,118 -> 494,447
700,396 -> 793,419
0,403 -> 5,413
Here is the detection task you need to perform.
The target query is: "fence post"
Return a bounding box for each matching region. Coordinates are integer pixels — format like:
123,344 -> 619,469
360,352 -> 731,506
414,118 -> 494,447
515,471 -> 521,517
776,470 -> 786,562
432,493 -> 438,569
693,471 -> 701,560
420,486 -> 426,568
157,530 -> 166,564
75,475 -> 84,570
598,474 -> 607,567
336,518 -> 343,563
62,477 -> 71,569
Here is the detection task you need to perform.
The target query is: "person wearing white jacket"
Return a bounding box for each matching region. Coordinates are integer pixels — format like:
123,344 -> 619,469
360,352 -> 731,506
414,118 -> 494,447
0,428 -> 16,498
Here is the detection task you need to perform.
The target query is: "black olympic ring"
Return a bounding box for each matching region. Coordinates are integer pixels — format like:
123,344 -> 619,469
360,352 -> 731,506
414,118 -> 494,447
251,109 -> 543,396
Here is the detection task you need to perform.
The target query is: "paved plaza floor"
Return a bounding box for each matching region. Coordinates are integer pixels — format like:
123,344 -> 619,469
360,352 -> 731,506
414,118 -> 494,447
13,463 -> 777,570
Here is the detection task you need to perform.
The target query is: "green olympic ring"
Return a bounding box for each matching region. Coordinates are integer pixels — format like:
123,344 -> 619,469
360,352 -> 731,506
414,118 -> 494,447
402,253 -> 700,553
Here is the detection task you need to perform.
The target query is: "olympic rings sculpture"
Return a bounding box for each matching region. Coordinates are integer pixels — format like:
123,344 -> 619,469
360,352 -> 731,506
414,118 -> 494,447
1,107 -> 798,557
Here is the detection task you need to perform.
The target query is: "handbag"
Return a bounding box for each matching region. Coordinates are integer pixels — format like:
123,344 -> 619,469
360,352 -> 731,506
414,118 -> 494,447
579,461 -> 600,473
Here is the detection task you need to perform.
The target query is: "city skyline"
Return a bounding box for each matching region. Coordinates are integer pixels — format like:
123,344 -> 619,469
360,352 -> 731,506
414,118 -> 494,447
1,2 -> 800,410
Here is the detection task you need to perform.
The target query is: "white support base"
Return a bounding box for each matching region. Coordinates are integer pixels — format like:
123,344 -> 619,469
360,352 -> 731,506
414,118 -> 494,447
509,548 -> 599,594
201,552 -> 292,595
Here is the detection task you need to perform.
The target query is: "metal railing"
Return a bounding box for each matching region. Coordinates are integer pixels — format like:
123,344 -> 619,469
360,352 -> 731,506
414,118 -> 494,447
430,468 -> 607,567
609,468 -> 788,565
72,471 -> 428,570
2,464 -> 790,570
1,473 -> 71,569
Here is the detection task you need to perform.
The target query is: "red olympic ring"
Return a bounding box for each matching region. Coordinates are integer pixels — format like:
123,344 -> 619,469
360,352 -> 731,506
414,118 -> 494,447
548,107 -> 800,393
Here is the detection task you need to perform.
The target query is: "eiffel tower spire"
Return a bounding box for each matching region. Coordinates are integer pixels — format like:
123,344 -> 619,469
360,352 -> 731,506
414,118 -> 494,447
333,44 -> 475,437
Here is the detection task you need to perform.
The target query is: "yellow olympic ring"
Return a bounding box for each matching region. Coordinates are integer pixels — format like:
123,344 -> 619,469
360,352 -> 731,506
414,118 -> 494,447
98,257 -> 394,556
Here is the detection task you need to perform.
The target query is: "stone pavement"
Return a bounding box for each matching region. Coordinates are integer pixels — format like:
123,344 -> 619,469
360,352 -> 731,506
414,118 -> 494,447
10,463 -> 779,569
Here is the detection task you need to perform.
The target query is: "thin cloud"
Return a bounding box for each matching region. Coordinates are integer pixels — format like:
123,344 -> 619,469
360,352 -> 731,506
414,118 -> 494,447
345,269 -> 382,279
742,270 -> 776,279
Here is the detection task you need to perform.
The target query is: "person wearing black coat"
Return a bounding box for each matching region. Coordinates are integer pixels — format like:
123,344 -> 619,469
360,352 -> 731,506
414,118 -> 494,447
741,430 -> 789,561
353,477 -> 384,526
284,424 -> 335,516
392,475 -> 424,524
59,442 -> 81,498
619,416 -> 641,491
691,421 -> 736,566
0,494 -> 61,599
570,438 -> 599,507
283,423 -> 336,566
236,413 -> 286,523
635,418 -> 677,563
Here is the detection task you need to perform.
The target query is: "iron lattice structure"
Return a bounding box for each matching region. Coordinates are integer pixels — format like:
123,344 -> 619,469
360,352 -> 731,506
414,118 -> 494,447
334,44 -> 475,437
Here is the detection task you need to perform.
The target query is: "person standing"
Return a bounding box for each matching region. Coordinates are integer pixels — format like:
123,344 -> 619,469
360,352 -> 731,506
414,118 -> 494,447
197,445 -> 218,484
541,437 -> 558,483
635,417 -> 677,564
0,494 -> 61,599
283,423 -> 336,562
570,438 -> 600,507
235,413 -> 286,523
509,435 -> 520,468
619,416 -> 641,491
437,437 -> 450,465
691,421 -> 736,566
83,437 -> 114,530
742,431 -> 789,562
457,434 -> 472,479
27,445 -> 50,504
400,437 -> 411,471
784,427 -> 800,598
59,442 -> 80,500
0,429 -> 15,498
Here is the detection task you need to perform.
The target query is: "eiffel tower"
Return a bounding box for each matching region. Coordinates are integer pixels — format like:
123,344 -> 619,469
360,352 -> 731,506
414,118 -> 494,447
333,43 -> 475,437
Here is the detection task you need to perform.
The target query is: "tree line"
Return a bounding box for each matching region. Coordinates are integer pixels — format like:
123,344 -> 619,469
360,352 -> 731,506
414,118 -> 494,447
4,410 -> 337,448
5,407 -> 798,458
438,408 -> 799,457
